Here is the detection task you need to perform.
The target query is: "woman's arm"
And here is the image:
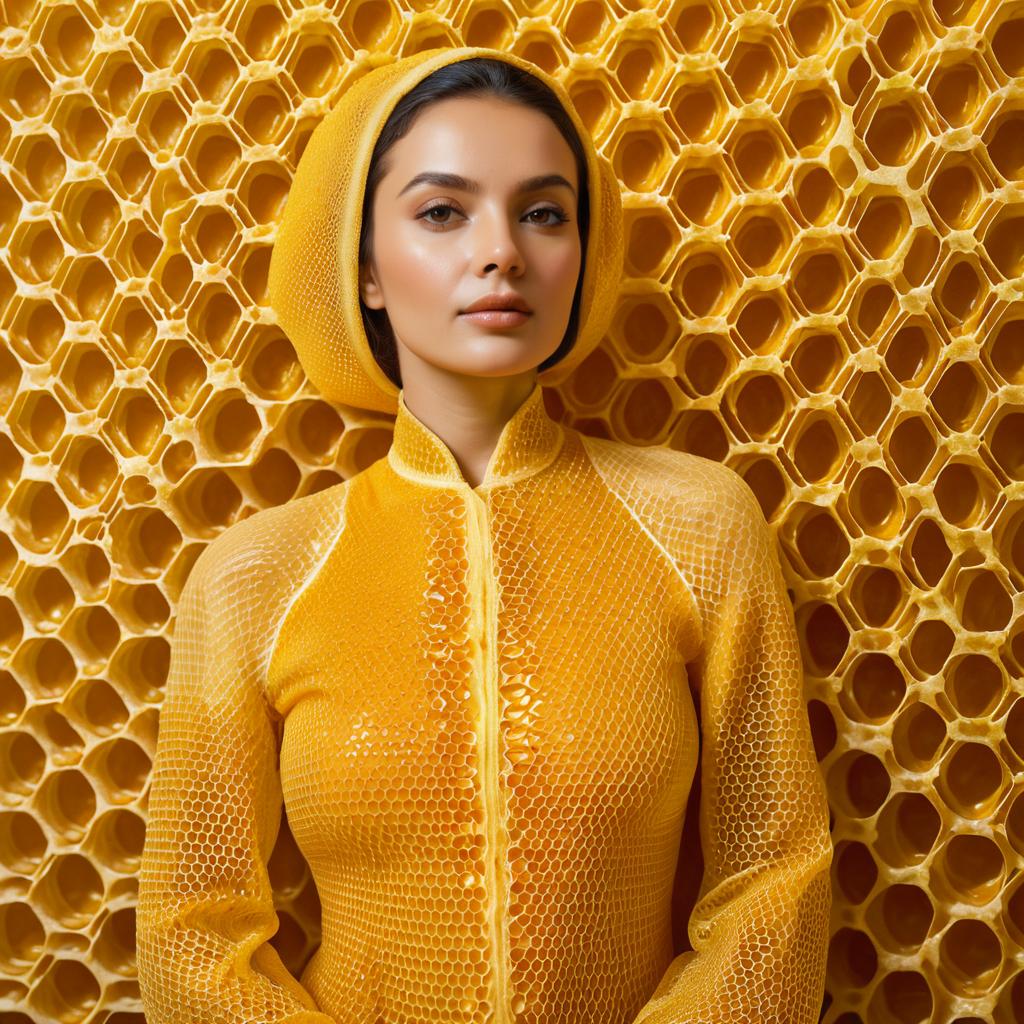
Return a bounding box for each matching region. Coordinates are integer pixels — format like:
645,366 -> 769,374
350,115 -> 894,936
136,540 -> 336,1024
632,468 -> 833,1024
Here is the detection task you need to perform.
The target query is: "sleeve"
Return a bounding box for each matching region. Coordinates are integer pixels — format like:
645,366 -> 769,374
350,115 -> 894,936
631,474 -> 833,1024
136,544 -> 336,1024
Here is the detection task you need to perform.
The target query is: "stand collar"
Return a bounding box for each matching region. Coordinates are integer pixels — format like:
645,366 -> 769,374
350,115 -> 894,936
387,381 -> 564,489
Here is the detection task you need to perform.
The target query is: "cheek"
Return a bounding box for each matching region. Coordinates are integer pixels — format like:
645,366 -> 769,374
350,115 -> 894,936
378,220 -> 458,309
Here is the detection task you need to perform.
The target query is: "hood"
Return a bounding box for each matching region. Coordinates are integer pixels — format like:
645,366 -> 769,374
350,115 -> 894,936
267,46 -> 625,415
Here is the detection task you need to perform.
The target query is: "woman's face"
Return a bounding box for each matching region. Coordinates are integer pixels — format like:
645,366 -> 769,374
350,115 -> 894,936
359,95 -> 583,381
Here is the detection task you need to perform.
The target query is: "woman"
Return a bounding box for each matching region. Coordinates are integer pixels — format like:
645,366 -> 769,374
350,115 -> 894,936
136,46 -> 832,1024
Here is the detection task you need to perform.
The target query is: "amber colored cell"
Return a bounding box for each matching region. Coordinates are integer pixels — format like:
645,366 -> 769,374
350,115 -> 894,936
986,112 -> 1024,180
675,166 -> 730,225
670,2 -> 718,52
796,509 -> 849,578
855,195 -> 910,259
883,323 -> 937,384
908,518 -> 953,589
848,652 -> 905,722
877,10 -> 925,71
827,926 -> 878,989
990,411 -> 1024,480
990,17 -> 1024,77
683,336 -> 729,395
908,618 -> 955,676
725,41 -> 780,102
794,164 -> 842,224
939,256 -> 985,322
835,841 -> 878,905
785,90 -> 838,151
983,212 -> 1024,279
927,63 -> 984,127
875,792 -> 941,867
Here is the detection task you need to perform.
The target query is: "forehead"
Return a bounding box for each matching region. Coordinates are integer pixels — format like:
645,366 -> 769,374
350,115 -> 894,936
384,95 -> 577,186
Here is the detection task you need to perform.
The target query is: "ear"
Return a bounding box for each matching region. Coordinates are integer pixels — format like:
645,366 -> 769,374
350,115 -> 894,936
359,262 -> 385,310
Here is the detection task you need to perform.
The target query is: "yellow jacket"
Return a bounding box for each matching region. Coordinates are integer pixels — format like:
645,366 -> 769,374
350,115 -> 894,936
137,46 -> 832,1024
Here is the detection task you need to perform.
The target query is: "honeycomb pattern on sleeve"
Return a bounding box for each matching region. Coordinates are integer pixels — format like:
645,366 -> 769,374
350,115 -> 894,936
137,380 -> 832,1024
136,487 -> 350,1024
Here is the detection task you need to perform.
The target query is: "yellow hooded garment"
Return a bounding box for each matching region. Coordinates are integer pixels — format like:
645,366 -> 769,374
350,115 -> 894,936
136,46 -> 832,1024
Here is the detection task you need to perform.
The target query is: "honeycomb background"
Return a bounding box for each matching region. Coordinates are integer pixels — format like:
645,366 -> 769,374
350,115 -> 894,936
0,0 -> 1021,1022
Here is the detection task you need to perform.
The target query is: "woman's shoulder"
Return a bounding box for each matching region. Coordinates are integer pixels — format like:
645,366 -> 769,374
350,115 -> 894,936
186,479 -> 351,604
576,432 -> 758,518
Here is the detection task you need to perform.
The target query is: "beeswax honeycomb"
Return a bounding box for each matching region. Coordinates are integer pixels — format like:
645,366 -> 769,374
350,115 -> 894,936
0,1 -> 1022,1023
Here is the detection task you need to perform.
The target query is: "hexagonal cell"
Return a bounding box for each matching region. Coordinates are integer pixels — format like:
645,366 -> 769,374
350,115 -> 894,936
132,85 -> 192,155
665,0 -> 724,54
982,205 -> 1024,281
933,254 -> 995,330
906,617 -> 956,678
228,73 -> 293,146
611,378 -> 677,445
853,192 -> 911,261
885,413 -> 939,483
125,1 -> 187,69
785,328 -> 848,394
983,106 -> 1024,183
842,651 -> 906,724
625,206 -> 682,278
184,282 -> 245,357
55,434 -> 118,509
987,9 -> 1024,81
672,247 -> 739,319
51,180 -> 121,256
607,32 -> 674,102
901,226 -> 941,287
226,0 -> 291,62
930,360 -> 993,435
235,159 -> 291,226
790,244 -> 856,315
0,55 -> 53,121
834,840 -> 879,905
881,318 -> 942,386
845,562 -> 908,629
874,790 -> 941,868
181,122 -> 243,193
731,289 -> 793,355
196,387 -> 264,460
665,71 -> 731,144
986,405 -> 1024,482
7,388 -> 66,455
611,290 -> 680,365
564,73 -> 620,144
180,202 -> 245,268
678,333 -> 735,397
780,83 -> 840,154
789,163 -> 843,226
608,116 -> 678,193
281,22 -> 346,99
850,280 -> 898,344
49,91 -> 110,164
934,59 -> 993,133
99,387 -> 165,461
945,653 -> 1004,720
100,134 -> 155,201
829,748 -> 891,819
865,882 -> 934,954
668,407 -> 730,461
955,566 -> 1013,633
788,1 -> 840,56
724,36 -> 785,103
28,957 -> 100,1022
787,410 -> 852,483
846,464 -> 906,540
7,131 -> 67,202
670,153 -> 737,226
725,122 -> 794,192
903,517 -> 953,590
870,6 -> 933,75
938,738 -> 1009,820
177,37 -> 243,106
790,505 -> 849,579
723,370 -> 796,442
863,96 -> 930,167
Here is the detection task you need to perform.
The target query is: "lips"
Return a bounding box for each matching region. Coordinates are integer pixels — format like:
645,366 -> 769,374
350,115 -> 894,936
460,293 -> 532,314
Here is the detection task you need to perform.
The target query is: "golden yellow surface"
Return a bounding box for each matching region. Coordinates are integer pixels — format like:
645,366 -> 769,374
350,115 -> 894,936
0,3 -> 1021,1024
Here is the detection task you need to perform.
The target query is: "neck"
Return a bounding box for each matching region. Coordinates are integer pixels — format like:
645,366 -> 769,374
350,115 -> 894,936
397,371 -> 539,489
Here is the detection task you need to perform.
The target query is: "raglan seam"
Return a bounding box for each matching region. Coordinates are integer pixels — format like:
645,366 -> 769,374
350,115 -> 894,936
262,482 -> 353,697
579,435 -> 706,662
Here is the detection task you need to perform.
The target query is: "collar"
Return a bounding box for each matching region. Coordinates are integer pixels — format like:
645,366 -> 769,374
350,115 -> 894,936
387,380 -> 564,489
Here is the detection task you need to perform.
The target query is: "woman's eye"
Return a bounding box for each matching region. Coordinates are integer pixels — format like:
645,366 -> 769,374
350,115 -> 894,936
417,203 -> 569,229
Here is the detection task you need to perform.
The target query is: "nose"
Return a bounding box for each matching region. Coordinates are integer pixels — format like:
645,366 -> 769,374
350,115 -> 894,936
471,211 -> 524,275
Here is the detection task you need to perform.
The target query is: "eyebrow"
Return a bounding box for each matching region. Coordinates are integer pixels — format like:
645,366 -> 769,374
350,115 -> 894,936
397,171 -> 577,199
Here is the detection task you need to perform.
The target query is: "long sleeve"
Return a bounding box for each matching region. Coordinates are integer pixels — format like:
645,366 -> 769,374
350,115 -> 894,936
631,471 -> 833,1024
136,539 -> 336,1024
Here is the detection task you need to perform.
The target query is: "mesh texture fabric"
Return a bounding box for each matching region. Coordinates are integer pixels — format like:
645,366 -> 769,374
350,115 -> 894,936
136,380 -> 833,1024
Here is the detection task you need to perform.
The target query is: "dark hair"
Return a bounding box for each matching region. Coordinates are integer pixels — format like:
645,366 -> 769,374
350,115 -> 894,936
357,58 -> 591,389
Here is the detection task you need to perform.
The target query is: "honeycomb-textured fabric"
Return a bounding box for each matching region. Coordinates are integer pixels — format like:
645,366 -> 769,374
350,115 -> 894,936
136,380 -> 833,1024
